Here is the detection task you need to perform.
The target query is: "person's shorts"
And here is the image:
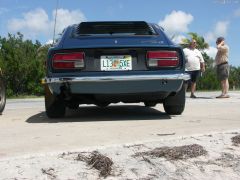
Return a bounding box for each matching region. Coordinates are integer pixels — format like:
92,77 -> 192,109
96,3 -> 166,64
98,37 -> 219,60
217,63 -> 229,81
186,70 -> 200,83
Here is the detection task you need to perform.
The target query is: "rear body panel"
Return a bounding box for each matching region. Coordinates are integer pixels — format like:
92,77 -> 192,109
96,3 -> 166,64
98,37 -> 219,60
45,21 -> 189,105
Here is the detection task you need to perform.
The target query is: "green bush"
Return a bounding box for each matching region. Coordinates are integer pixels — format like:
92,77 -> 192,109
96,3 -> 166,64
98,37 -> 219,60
0,33 -> 48,97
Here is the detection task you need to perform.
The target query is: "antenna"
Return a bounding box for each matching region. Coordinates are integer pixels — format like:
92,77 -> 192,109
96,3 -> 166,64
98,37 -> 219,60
52,0 -> 59,45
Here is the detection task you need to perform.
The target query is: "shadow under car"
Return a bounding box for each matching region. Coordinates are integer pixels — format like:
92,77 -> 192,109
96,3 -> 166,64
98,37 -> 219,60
26,105 -> 171,123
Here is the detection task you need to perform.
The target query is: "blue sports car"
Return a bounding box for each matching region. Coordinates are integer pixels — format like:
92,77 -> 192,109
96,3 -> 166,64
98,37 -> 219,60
44,21 -> 189,118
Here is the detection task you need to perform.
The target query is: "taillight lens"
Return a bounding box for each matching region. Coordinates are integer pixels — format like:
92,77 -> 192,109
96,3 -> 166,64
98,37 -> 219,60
52,52 -> 85,69
147,51 -> 179,67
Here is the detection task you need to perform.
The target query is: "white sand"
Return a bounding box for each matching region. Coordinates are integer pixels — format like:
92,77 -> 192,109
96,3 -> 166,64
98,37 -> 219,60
1,130 -> 240,180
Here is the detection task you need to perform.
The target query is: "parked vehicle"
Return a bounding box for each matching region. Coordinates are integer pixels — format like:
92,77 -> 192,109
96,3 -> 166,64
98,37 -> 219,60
44,21 -> 189,118
0,68 -> 6,114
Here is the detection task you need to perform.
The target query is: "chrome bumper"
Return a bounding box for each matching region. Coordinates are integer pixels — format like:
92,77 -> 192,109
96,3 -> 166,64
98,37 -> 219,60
43,73 -> 190,84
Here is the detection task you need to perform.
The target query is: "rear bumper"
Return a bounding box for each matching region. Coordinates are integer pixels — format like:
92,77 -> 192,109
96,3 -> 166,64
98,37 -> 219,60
44,73 -> 190,94
44,73 -> 190,83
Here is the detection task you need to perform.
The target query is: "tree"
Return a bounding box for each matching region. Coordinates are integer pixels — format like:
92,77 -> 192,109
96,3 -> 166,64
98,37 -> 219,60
229,66 -> 240,90
0,33 -> 47,96
181,32 -> 209,51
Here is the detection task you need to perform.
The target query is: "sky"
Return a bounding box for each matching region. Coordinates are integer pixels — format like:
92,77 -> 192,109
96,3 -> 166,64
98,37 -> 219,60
0,0 -> 239,66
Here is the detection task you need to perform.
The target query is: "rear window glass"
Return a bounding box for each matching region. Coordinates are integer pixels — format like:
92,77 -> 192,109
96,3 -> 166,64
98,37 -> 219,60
75,21 -> 157,36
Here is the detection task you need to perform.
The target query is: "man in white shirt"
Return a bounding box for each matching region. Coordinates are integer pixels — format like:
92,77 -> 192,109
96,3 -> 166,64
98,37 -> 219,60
183,39 -> 205,98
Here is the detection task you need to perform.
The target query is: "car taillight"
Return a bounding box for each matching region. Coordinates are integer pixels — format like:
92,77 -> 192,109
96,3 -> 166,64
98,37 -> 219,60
52,52 -> 85,69
147,51 -> 179,67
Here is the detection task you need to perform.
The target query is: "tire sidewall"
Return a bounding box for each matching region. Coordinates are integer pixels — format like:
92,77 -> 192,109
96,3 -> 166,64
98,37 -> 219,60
163,84 -> 186,115
0,77 -> 6,113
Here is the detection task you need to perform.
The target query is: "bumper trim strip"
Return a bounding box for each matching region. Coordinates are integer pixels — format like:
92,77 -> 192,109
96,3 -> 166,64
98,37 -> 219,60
43,73 -> 190,84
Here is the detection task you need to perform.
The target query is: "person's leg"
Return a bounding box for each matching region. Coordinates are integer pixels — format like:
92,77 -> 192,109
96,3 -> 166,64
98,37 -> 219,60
216,65 -> 223,97
221,80 -> 225,95
190,70 -> 200,98
217,78 -> 229,98
216,81 -> 225,98
222,78 -> 229,95
191,82 -> 196,96
222,64 -> 229,95
216,65 -> 230,98
226,78 -> 229,94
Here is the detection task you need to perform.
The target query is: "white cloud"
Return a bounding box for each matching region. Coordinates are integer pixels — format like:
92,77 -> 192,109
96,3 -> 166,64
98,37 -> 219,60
46,39 -> 53,45
205,32 -> 215,43
234,8 -> 240,17
54,9 -> 86,35
205,21 -> 229,43
8,8 -> 49,36
215,21 -> 229,35
158,10 -> 193,36
172,35 -> 187,44
204,46 -> 217,59
7,8 -> 86,40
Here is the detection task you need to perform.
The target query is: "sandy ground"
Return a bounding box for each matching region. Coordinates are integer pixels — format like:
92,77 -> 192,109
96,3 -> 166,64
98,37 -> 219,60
0,91 -> 240,179
1,91 -> 240,158
1,130 -> 240,180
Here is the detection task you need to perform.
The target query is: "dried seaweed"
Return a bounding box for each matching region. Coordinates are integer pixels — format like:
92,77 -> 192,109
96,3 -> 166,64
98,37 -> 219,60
41,168 -> 57,179
232,135 -> 240,146
134,144 -> 207,160
76,151 -> 113,177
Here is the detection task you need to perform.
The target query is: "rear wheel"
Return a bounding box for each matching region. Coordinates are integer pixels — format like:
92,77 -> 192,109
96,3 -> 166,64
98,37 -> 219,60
0,77 -> 6,114
163,85 -> 185,115
67,103 -> 79,110
45,85 -> 66,118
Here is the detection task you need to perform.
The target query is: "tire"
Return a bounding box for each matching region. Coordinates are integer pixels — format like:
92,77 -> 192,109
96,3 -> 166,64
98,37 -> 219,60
144,102 -> 157,107
45,85 -> 66,118
0,77 -> 6,114
163,84 -> 185,115
67,103 -> 79,110
163,105 -> 184,115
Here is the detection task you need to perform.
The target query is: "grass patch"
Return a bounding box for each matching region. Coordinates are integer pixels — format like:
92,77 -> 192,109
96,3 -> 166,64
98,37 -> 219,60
7,95 -> 43,99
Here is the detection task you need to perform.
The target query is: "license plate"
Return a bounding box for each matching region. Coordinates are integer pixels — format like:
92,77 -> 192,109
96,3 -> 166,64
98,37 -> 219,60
100,55 -> 132,71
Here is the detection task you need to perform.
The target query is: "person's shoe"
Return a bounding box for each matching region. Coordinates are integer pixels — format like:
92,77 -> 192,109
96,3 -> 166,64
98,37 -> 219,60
190,94 -> 197,98
216,94 -> 230,98
216,94 -> 224,98
222,94 -> 230,98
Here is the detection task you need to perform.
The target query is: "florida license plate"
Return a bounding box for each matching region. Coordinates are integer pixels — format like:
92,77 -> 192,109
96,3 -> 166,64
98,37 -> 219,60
100,55 -> 132,71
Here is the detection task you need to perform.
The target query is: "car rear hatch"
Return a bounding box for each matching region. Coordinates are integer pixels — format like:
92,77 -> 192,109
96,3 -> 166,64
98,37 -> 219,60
49,21 -> 184,74
63,21 -> 169,49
